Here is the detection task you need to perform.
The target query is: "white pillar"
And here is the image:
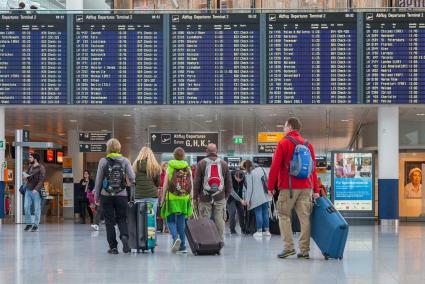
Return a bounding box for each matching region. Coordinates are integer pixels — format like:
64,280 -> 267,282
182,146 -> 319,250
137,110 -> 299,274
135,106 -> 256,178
14,130 -> 23,224
378,106 -> 399,225
64,130 -> 83,219
66,0 -> 83,10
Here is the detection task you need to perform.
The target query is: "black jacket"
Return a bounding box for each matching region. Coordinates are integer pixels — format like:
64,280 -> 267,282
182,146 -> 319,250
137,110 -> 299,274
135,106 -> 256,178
77,178 -> 95,199
228,171 -> 244,204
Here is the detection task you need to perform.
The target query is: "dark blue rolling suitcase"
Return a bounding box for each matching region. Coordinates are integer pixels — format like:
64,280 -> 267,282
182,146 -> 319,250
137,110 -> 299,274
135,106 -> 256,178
311,197 -> 348,260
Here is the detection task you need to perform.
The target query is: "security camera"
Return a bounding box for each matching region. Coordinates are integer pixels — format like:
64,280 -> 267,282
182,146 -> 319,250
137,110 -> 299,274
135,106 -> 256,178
169,0 -> 179,9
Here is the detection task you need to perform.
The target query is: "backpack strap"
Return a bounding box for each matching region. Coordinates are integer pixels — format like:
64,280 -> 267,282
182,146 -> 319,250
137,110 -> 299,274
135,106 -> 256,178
286,135 -> 299,146
285,137 -> 297,199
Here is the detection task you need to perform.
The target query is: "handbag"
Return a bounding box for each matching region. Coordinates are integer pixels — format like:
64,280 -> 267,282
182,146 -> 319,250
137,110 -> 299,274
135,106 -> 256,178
259,167 -> 268,195
19,185 -> 26,195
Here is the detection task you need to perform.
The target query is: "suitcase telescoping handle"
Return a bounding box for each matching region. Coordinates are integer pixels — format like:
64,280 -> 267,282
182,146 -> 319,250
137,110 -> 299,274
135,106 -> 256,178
313,197 -> 337,214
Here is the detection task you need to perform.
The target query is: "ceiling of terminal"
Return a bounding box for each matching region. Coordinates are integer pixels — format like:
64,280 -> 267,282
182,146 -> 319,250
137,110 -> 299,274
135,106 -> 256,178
2,105 -> 391,157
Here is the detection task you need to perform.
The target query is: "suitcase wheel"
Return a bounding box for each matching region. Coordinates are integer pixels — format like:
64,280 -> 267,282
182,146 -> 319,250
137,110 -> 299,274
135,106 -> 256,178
217,251 -> 221,256
339,256 -> 343,260
151,248 -> 155,253
323,253 -> 329,260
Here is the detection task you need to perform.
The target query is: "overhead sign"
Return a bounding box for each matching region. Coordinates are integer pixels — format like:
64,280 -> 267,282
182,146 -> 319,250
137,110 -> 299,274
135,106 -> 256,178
258,144 -> 277,154
253,156 -> 273,168
23,130 -> 30,142
150,132 -> 219,153
79,144 -> 107,153
257,132 -> 284,143
398,0 -> 425,7
79,132 -> 111,142
232,136 -> 244,144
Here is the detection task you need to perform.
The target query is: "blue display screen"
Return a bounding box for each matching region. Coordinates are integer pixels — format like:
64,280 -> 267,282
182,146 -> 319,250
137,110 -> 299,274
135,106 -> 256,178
0,14 -> 67,104
364,12 -> 425,104
170,14 -> 261,105
73,14 -> 163,105
267,13 -> 358,104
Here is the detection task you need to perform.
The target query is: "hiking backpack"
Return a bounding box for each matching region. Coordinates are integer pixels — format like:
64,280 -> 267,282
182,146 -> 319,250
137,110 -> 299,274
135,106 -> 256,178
169,167 -> 192,196
286,136 -> 313,179
103,158 -> 126,195
202,158 -> 224,194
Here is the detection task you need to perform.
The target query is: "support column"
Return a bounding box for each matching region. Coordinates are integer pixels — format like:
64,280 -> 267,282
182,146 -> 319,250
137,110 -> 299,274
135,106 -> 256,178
378,106 -> 399,225
64,130 -> 83,220
14,130 -> 23,224
66,0 -> 83,10
0,108 -> 4,223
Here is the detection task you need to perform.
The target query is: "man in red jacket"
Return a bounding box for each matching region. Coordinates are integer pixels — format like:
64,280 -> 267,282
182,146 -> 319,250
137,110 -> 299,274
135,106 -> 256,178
268,117 -> 320,260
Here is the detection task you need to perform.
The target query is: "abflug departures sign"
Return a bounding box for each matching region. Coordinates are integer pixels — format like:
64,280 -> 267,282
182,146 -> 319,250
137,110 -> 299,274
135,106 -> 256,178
267,13 -> 357,104
364,12 -> 425,104
0,14 -> 67,104
150,132 -> 219,153
73,14 -> 163,105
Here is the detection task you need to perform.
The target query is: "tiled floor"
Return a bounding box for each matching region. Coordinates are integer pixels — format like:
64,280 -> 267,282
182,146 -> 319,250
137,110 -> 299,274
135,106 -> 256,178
0,223 -> 421,284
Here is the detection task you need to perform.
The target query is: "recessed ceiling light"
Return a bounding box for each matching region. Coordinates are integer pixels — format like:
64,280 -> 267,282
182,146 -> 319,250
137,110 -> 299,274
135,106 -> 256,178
196,113 -> 205,117
123,114 -> 132,117
148,124 -> 157,128
58,133 -> 65,136
205,120 -> 213,123
126,137 -> 132,140
416,113 -> 425,116
276,124 -> 284,128
23,124 -> 31,127
69,120 -> 77,123
341,119 -> 350,122
101,129 -> 109,132
269,113 -> 278,117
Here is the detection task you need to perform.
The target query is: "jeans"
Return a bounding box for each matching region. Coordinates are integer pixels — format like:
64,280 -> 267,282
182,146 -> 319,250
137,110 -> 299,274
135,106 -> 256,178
254,202 -> 270,232
228,200 -> 245,233
166,213 -> 186,249
136,198 -> 158,229
24,189 -> 41,226
101,195 -> 129,249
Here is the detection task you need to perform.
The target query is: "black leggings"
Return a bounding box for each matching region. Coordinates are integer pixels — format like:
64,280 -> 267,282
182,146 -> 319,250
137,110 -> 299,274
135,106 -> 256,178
79,199 -> 93,224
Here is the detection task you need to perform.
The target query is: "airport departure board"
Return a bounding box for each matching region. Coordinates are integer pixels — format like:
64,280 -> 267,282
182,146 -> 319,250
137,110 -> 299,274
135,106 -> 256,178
364,12 -> 425,104
170,14 -> 260,104
0,14 -> 67,104
73,14 -> 163,105
267,13 -> 358,104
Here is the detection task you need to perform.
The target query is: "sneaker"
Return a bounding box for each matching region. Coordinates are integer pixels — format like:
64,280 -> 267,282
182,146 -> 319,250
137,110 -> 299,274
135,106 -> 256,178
121,236 -> 131,253
172,238 -> 181,253
108,248 -> 119,255
24,225 -> 32,232
297,253 -> 310,260
253,231 -> 263,238
91,224 -> 99,231
176,246 -> 187,254
230,230 -> 238,235
277,249 -> 296,259
263,231 -> 271,237
30,225 -> 39,232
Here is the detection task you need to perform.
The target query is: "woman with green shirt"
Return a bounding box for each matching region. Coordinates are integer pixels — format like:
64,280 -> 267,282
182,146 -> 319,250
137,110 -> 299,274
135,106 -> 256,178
161,147 -> 193,254
132,147 -> 161,227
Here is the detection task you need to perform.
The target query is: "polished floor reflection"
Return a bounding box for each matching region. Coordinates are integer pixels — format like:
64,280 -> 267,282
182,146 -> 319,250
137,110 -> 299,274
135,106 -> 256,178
0,223 -> 422,283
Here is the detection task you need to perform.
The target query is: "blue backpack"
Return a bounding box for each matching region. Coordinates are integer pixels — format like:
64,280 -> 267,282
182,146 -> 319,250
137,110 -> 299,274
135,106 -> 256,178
286,136 -> 313,198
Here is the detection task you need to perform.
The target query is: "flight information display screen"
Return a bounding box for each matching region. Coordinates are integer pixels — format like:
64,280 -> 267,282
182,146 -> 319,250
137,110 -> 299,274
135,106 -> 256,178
267,13 -> 358,104
170,14 -> 260,104
364,12 -> 425,104
74,14 -> 163,105
0,14 -> 67,104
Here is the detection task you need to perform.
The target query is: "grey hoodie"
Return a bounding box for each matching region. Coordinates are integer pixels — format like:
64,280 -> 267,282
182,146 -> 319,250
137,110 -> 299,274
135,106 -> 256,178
94,156 -> 136,200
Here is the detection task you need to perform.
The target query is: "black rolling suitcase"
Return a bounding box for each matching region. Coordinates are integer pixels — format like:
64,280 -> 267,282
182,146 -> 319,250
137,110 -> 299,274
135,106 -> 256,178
127,201 -> 156,253
185,217 -> 224,256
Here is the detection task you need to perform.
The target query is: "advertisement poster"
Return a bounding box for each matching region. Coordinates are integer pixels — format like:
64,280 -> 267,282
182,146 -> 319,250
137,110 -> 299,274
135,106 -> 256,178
403,161 -> 424,199
333,152 -> 373,211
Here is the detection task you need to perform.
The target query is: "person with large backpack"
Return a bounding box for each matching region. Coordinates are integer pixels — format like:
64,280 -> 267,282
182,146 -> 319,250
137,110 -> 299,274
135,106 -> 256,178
94,138 -> 135,255
193,143 -> 232,242
160,147 -> 193,254
267,117 -> 320,260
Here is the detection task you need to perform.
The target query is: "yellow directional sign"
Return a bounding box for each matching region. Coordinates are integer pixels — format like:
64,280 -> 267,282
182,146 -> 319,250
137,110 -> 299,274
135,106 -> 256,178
257,132 -> 284,143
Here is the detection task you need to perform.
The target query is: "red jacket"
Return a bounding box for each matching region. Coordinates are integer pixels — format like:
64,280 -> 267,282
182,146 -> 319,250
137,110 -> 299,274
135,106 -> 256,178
267,130 -> 319,194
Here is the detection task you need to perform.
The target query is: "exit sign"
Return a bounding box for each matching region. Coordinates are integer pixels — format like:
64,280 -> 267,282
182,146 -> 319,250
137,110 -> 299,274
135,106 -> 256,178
233,136 -> 244,144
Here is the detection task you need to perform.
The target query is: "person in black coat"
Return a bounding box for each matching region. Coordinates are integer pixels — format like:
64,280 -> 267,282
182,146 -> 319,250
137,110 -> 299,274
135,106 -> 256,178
77,170 -> 95,224
227,170 -> 247,234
